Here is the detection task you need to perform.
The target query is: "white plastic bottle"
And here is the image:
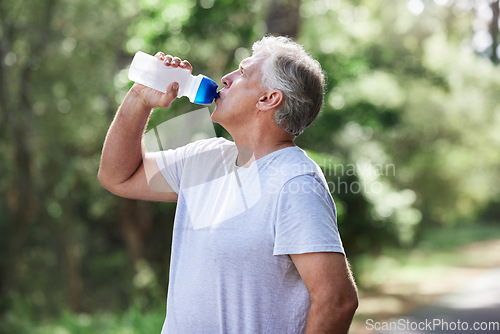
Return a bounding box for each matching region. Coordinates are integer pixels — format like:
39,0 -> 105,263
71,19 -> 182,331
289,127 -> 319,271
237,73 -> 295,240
128,51 -> 219,105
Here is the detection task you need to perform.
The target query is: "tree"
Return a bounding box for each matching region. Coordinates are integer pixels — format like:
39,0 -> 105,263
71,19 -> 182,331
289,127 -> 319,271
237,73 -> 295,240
1,0 -> 134,319
265,0 -> 301,37
488,0 -> 499,63
2,0 -> 500,330
297,0 -> 500,248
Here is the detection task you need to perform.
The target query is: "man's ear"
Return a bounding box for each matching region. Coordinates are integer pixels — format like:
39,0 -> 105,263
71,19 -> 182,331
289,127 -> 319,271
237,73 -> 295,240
256,90 -> 284,111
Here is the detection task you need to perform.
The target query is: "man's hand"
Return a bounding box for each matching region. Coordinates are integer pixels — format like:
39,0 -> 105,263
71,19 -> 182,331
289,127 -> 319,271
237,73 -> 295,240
98,52 -> 192,202
131,53 -> 193,110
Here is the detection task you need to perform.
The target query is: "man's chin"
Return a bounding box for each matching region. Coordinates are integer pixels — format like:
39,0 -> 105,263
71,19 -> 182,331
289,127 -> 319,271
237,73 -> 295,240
210,108 -> 221,124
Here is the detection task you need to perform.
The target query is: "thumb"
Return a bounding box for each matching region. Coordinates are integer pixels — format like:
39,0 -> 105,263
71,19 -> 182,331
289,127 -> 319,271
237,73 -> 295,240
167,82 -> 179,98
160,82 -> 179,107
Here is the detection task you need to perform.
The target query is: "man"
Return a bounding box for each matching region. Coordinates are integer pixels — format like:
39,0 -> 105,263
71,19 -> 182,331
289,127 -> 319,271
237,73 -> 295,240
98,35 -> 358,334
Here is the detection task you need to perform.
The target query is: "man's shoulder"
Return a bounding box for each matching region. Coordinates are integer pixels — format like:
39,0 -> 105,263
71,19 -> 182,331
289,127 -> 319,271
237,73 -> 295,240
263,146 -> 326,186
274,146 -> 321,173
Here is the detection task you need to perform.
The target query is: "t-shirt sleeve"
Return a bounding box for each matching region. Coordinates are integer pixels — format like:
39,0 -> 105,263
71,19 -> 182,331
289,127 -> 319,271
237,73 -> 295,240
149,147 -> 187,194
149,139 -> 211,194
149,137 -> 230,194
273,174 -> 345,256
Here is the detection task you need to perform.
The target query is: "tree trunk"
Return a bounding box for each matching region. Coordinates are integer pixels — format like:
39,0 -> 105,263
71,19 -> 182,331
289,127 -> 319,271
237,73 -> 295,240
119,199 -> 153,267
0,0 -> 56,312
0,27 -> 39,310
265,0 -> 302,38
61,208 -> 84,312
489,0 -> 499,64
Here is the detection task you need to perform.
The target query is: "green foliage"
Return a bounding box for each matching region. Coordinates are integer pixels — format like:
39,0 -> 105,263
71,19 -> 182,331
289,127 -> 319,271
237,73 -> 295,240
1,0 -> 145,320
1,0 -> 500,329
297,0 -> 500,250
2,301 -> 165,334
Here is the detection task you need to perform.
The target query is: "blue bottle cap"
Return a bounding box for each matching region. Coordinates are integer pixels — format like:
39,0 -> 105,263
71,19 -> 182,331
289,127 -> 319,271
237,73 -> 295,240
194,76 -> 219,105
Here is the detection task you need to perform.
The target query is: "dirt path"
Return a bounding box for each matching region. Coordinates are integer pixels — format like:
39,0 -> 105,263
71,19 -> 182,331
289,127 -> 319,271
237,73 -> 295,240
350,239 -> 500,334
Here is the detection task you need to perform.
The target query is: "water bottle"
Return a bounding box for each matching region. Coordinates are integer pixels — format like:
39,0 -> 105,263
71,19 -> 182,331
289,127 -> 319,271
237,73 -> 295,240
128,51 -> 219,105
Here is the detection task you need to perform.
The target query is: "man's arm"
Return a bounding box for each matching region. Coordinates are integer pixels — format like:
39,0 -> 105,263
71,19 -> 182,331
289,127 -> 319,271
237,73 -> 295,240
290,252 -> 358,334
98,54 -> 190,202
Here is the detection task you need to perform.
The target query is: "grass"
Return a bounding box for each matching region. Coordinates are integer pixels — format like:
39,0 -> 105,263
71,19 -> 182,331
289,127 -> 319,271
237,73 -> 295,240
2,304 -> 165,334
40,308 -> 163,334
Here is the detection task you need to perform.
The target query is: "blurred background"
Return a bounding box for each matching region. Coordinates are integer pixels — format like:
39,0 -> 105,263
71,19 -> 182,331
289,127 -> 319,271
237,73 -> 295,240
1,0 -> 499,333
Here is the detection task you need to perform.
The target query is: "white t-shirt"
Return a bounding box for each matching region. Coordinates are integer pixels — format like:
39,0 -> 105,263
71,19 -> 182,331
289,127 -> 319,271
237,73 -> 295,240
153,137 -> 344,334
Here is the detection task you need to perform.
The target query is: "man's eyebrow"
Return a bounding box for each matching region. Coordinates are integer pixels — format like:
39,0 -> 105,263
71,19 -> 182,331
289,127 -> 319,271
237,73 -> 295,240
239,59 -> 251,71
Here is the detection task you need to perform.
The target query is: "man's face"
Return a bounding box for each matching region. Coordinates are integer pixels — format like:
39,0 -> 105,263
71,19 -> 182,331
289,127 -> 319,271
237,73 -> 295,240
212,53 -> 268,129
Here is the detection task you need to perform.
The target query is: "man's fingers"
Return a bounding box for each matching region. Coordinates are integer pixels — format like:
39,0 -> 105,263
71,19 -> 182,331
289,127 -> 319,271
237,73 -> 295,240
170,57 -> 182,67
179,60 -> 193,73
155,53 -> 191,72
154,52 -> 165,59
163,55 -> 173,65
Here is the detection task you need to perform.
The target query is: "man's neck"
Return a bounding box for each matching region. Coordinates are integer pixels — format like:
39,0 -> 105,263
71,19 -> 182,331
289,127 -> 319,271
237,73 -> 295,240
234,136 -> 295,168
225,114 -> 296,167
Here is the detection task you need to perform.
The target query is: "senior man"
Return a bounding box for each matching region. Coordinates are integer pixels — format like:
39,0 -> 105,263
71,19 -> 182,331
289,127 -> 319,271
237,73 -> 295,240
98,35 -> 358,334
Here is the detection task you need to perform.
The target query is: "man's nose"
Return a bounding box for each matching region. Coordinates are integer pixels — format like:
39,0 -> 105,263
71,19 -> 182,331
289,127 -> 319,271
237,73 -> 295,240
221,70 -> 236,88
221,74 -> 231,88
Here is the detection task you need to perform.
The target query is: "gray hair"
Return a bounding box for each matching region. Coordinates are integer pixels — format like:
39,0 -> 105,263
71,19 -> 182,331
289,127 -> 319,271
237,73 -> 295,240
252,36 -> 325,136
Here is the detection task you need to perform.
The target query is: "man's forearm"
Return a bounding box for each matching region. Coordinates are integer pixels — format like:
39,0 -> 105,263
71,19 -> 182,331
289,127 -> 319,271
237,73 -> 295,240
98,89 -> 151,186
304,300 -> 357,334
